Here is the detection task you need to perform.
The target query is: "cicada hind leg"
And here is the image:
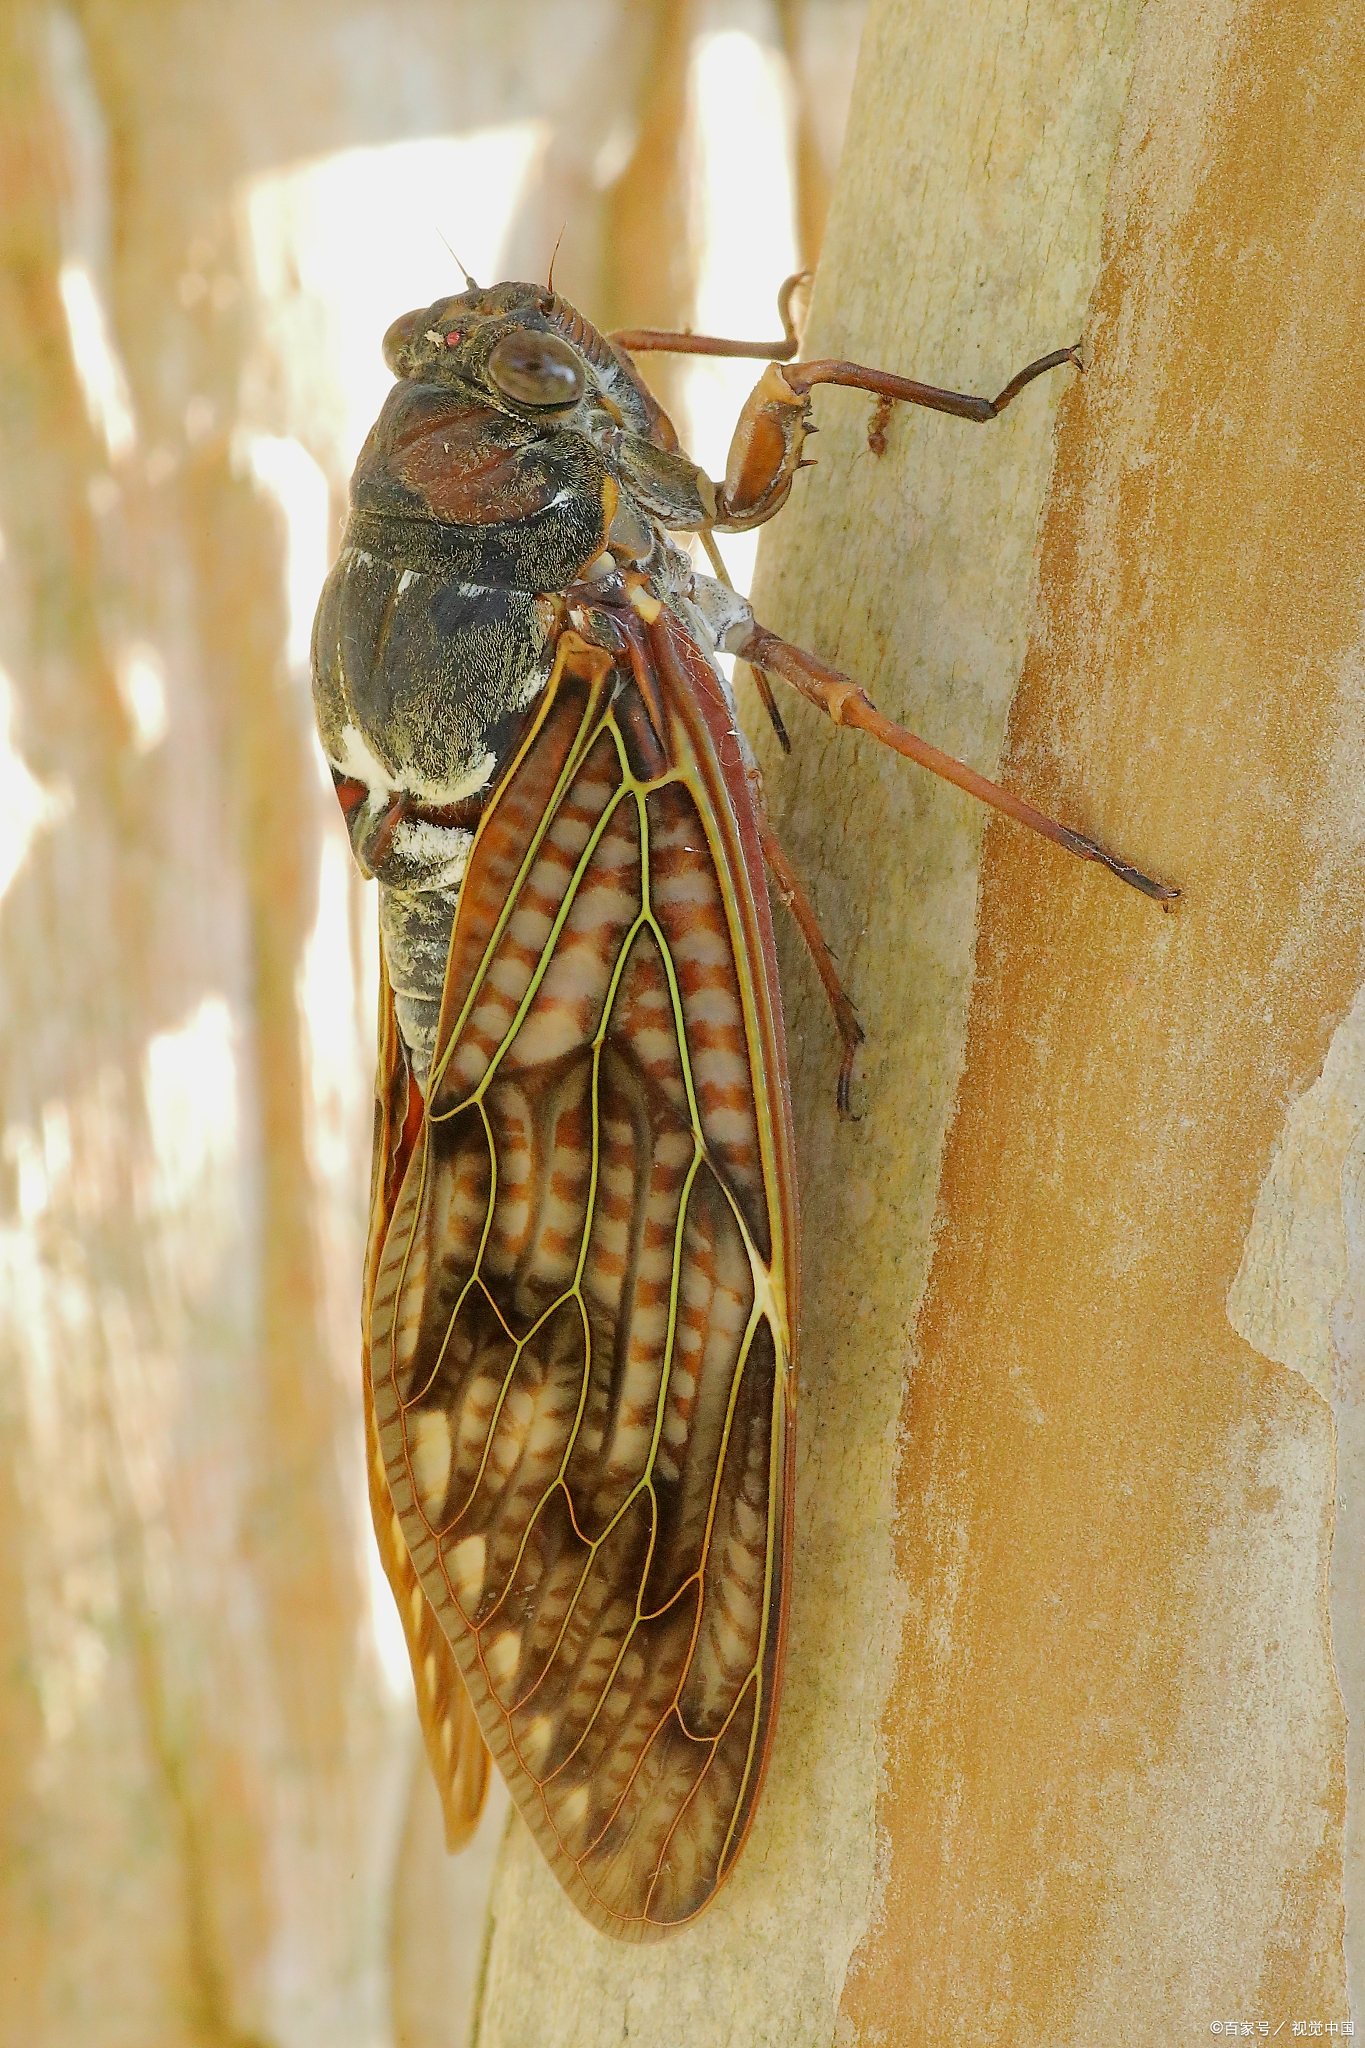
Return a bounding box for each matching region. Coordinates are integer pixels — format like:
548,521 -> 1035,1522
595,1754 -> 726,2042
737,617 -> 1175,1117
612,271 -> 1084,533
745,765 -> 864,1117
737,624 -> 1179,905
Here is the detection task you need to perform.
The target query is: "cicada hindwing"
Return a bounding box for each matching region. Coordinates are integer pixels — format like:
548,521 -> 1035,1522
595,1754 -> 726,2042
364,952 -> 491,1852
365,605 -> 798,1941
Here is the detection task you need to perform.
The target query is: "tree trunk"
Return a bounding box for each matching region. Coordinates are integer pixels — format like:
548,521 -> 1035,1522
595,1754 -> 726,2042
472,0 -> 1356,2041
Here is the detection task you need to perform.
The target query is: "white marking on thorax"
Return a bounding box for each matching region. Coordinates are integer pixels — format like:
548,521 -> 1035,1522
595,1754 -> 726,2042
333,720 -> 396,795
330,726 -> 499,811
424,750 -> 496,805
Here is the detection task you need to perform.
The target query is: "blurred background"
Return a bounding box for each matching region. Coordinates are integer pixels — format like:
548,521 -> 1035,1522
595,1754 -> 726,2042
0,4 -> 867,2043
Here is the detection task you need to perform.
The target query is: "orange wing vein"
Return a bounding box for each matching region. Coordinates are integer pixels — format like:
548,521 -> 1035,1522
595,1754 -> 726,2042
367,617 -> 798,1940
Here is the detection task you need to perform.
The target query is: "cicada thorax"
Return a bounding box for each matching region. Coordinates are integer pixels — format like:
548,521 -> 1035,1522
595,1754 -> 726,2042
312,363 -> 622,1089
312,295 -> 726,1095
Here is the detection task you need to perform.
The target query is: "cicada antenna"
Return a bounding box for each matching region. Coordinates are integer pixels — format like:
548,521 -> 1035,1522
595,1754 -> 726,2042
547,222 -> 567,295
437,230 -> 478,289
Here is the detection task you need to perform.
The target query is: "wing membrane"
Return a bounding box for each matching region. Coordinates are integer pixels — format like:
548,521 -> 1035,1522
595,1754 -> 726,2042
364,966 -> 491,1851
368,620 -> 797,1940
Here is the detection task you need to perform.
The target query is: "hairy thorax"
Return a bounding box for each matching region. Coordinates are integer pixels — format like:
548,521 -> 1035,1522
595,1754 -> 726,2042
313,482 -> 750,1092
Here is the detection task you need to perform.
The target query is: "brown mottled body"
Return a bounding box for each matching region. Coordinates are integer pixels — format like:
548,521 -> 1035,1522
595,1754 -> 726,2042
312,271 -> 1173,1941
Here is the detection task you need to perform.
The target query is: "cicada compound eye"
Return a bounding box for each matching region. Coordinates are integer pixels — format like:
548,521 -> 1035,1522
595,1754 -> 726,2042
486,328 -> 586,410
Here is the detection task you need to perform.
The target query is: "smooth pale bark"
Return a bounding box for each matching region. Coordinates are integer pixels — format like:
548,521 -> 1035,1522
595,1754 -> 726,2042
474,0 -> 1355,2041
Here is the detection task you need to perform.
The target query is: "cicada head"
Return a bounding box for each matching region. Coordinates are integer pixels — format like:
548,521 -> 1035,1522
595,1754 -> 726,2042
381,282 -> 675,447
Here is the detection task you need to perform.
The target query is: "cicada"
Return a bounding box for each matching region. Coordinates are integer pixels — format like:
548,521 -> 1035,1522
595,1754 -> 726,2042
310,273 -> 1173,1942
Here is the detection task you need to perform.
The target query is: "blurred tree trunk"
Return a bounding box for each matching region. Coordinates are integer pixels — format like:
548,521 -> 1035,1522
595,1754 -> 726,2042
471,0 -> 1357,2042
777,0 -> 867,270
595,0 -> 698,429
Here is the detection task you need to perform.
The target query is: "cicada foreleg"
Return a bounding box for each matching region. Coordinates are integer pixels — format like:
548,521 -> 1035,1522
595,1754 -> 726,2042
745,764 -> 864,1115
737,622 -> 1179,905
612,271 -> 1083,534
610,269 -> 811,362
707,340 -> 1084,532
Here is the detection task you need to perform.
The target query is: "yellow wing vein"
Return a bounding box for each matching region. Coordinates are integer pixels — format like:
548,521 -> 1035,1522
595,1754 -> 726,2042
427,669 -> 614,1104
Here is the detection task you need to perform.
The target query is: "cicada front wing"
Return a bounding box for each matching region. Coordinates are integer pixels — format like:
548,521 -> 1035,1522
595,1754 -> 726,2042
366,620 -> 798,1940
